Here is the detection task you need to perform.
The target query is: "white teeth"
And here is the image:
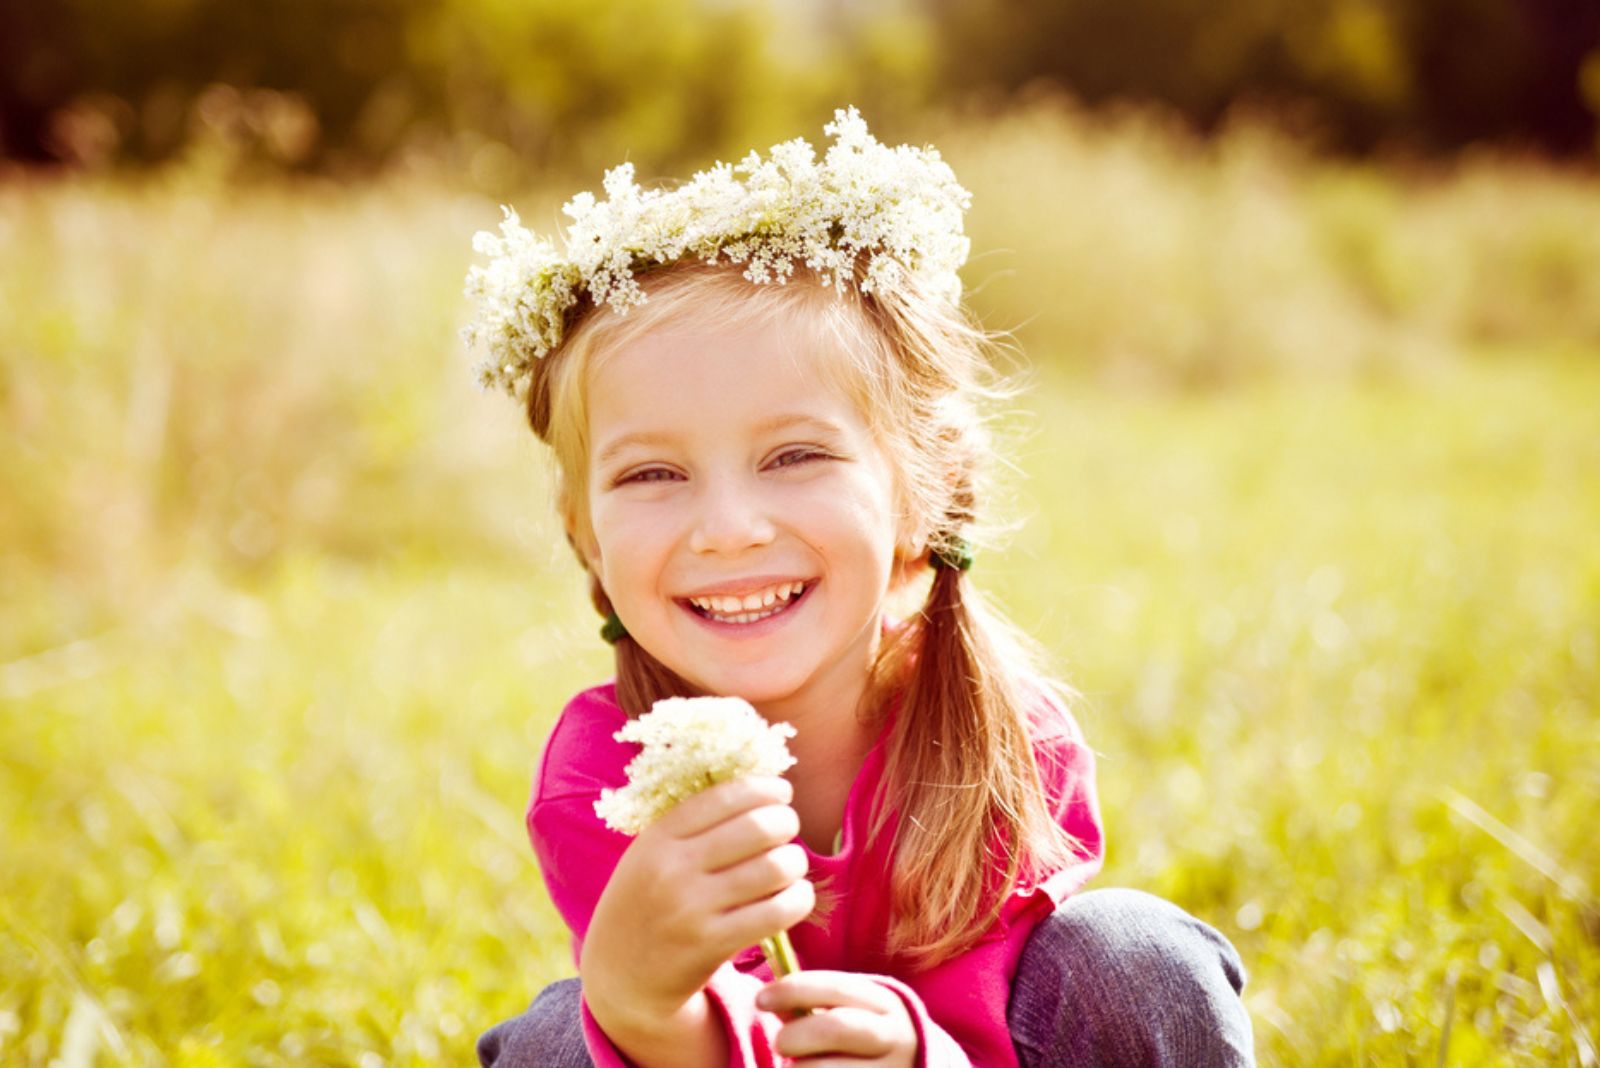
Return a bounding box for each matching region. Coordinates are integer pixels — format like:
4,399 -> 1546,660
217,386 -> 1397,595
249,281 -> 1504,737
690,583 -> 802,611
687,580 -> 809,623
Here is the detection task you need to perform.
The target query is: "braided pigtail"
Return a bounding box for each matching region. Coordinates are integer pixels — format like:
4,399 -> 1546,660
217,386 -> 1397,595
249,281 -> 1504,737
852,274 -> 1090,968
869,534 -> 1081,969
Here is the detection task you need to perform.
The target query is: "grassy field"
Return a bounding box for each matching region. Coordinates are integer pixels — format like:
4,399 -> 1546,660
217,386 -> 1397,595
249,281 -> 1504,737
2,105 -> 1598,1065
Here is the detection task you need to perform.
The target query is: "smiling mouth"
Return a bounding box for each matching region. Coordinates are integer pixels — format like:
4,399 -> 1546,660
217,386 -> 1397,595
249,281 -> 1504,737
684,581 -> 811,625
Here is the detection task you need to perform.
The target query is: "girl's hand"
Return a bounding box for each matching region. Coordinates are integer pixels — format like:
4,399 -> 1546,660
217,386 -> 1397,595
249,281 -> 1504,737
581,776 -> 814,1030
758,971 -> 919,1067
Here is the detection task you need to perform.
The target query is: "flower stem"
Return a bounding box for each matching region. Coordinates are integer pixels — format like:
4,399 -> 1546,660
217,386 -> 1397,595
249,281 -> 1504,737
760,931 -> 802,977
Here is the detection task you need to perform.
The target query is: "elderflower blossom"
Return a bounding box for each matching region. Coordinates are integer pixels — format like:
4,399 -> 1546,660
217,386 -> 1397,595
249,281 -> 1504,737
463,106 -> 973,397
594,696 -> 798,836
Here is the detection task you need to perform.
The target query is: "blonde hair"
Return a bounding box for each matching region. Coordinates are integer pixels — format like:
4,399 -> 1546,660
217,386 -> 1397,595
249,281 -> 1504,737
524,260 -> 1084,969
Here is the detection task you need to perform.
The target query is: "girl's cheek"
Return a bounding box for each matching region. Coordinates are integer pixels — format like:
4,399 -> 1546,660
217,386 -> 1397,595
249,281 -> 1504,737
587,499 -> 636,544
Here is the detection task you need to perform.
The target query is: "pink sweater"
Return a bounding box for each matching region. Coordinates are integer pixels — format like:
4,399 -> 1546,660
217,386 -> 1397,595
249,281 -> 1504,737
526,683 -> 1104,1067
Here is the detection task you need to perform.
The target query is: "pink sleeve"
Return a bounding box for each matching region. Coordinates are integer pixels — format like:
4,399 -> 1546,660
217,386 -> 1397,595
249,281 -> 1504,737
576,964 -> 784,1068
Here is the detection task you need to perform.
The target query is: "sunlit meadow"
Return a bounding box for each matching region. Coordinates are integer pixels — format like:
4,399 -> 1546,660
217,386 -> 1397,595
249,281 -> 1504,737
3,102 -> 1597,1065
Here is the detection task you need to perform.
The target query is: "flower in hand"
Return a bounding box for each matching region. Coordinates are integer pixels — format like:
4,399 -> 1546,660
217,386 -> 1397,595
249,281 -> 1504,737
595,696 -> 798,835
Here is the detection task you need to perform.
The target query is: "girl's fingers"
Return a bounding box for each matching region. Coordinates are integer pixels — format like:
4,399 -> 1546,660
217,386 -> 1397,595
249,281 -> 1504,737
771,1005 -> 903,1060
713,875 -> 815,945
706,842 -> 810,911
697,802 -> 801,872
757,971 -> 899,1017
656,776 -> 792,839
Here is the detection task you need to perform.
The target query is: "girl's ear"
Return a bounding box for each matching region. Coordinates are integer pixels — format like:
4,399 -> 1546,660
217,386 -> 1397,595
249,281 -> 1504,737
896,508 -> 929,565
893,553 -> 930,590
891,528 -> 930,588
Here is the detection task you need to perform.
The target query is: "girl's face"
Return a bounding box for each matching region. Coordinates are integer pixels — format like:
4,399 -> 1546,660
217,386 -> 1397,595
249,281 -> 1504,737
580,312 -> 905,722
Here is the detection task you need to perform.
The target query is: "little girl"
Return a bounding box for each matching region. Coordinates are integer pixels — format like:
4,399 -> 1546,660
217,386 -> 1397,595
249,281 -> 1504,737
466,109 -> 1253,1067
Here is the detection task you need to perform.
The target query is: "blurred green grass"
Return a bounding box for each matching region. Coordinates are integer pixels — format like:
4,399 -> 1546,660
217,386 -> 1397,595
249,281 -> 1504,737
2,104 -> 1598,1065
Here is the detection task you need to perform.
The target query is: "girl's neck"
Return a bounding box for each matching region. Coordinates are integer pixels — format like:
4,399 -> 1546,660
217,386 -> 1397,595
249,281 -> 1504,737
784,712 -> 877,854
749,645 -> 882,854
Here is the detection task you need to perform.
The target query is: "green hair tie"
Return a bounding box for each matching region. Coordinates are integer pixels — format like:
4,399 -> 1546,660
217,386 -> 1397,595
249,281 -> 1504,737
600,612 -> 629,645
930,539 -> 974,572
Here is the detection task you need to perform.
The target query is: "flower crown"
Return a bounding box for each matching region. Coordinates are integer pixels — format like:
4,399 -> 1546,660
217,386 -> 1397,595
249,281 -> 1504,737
463,107 -> 973,397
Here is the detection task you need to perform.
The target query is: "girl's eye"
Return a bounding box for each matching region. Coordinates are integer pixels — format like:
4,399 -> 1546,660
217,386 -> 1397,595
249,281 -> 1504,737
769,447 -> 829,470
615,467 -> 679,486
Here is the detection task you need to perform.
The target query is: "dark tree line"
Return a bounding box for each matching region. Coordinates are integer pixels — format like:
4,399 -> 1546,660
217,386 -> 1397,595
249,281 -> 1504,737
3,0 -> 1597,174
929,0 -> 1600,156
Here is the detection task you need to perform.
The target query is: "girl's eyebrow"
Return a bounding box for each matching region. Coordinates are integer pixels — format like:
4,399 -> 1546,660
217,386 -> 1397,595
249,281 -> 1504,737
752,413 -> 849,438
595,430 -> 676,468
595,414 -> 848,467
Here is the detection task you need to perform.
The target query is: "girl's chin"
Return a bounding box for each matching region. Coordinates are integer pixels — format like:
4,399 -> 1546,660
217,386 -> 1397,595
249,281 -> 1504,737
665,663 -> 812,707
685,676 -> 802,707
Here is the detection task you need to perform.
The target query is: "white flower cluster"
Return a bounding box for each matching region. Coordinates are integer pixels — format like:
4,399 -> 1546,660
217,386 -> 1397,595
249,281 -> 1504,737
463,107 -> 973,396
594,696 -> 798,836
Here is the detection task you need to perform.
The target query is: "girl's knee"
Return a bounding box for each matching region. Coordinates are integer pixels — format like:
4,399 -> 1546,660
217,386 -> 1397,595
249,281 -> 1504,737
1036,888 -> 1248,993
477,978 -> 591,1068
1010,888 -> 1254,1067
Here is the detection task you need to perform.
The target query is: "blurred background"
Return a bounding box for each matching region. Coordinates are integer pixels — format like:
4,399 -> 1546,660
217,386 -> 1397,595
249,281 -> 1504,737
3,1 -> 1598,1065
6,0 -> 1600,176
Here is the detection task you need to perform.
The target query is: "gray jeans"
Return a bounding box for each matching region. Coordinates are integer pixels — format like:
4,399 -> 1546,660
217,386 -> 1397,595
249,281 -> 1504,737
477,888 -> 1254,1066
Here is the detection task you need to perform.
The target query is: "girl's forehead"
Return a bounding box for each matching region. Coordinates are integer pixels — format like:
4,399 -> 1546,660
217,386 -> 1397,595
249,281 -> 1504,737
588,311 -> 874,424
572,275 -> 899,460
595,332 -> 837,418
588,316 -> 889,460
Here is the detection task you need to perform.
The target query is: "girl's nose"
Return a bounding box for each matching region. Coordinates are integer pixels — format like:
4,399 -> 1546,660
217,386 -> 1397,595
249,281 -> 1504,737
688,481 -> 776,556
